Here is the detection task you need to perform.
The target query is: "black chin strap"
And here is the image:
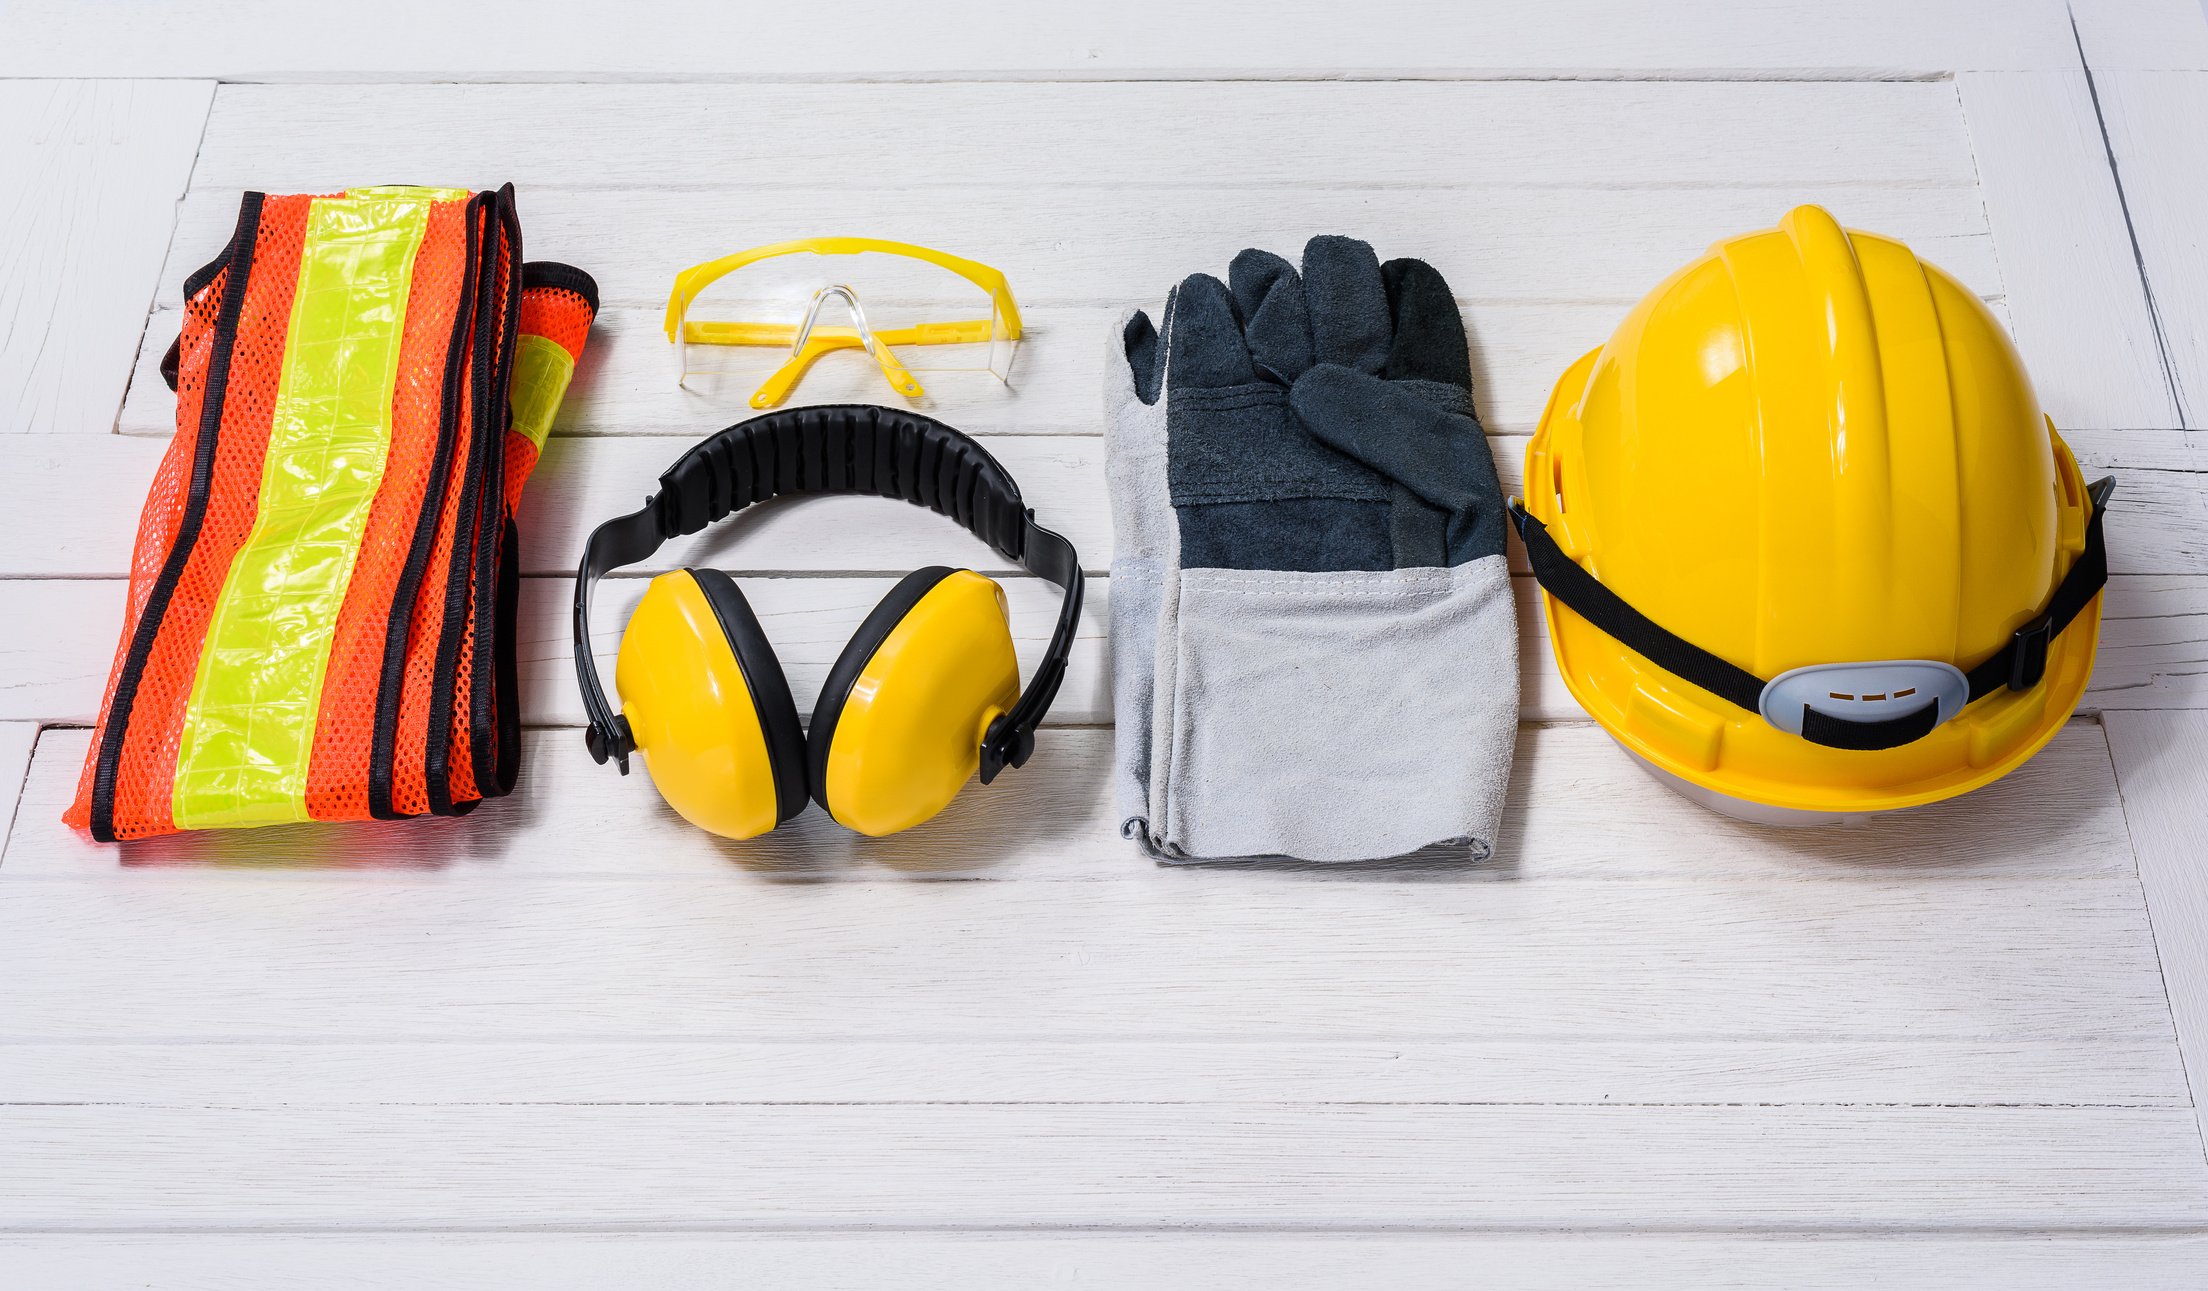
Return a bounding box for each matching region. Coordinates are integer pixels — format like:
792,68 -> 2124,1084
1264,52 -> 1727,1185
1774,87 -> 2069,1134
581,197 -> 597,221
1508,476 -> 2114,752
1958,477 -> 2114,703
1800,698 -> 1943,751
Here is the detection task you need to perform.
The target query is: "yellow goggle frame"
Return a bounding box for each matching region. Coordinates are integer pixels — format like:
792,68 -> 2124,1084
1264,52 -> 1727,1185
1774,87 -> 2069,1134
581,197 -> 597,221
664,237 -> 1024,409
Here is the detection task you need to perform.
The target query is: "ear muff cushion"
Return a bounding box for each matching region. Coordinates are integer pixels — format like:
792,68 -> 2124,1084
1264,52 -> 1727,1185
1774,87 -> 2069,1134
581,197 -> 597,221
808,566 -> 959,815
688,567 -> 809,825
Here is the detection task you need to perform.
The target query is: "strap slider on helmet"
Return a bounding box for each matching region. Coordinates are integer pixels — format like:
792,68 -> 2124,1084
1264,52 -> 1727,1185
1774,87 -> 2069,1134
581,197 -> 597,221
2007,611 -> 2056,692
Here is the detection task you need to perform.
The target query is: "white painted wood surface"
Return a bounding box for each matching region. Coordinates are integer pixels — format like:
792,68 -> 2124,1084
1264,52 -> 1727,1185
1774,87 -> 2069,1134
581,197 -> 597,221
9,1233 -> 2208,1291
2095,70 -> 2208,425
2108,710 -> 2208,1145
0,1 -> 2099,80
1956,71 -> 2176,427
0,81 -> 211,435
181,80 -> 1986,189
3,723 -> 2146,882
3,1033 -> 2187,1106
0,725 -> 37,857
1,872 -> 2167,1043
2073,0 -> 2208,70
7,1104 -> 2204,1229
7,5 -> 2208,1285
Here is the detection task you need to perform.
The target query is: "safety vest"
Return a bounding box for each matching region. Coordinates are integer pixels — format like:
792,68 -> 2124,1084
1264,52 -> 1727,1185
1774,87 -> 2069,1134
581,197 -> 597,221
67,185 -> 598,842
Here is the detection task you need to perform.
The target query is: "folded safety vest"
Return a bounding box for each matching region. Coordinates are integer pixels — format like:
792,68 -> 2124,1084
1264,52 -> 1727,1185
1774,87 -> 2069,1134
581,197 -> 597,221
68,185 -> 598,842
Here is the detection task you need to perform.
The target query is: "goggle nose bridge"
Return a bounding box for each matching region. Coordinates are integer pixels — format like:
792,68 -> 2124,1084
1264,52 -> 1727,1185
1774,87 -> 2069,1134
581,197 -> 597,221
791,283 -> 880,360
744,283 -> 924,408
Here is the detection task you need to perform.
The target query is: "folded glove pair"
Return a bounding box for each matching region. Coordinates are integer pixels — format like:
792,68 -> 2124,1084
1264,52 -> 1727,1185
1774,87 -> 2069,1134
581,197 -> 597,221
1106,236 -> 1517,863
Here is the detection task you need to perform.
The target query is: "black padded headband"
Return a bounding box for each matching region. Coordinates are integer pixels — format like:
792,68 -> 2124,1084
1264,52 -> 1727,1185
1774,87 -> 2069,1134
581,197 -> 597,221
573,404 -> 1085,782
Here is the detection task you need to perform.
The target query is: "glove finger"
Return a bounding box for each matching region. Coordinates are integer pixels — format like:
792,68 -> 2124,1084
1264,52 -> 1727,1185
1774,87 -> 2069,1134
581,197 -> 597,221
1104,309 -> 1172,539
1164,272 -> 1257,391
1122,308 -> 1164,406
1380,258 -> 1473,390
1299,235 -> 1391,374
1292,365 -> 1495,515
1227,248 -> 1313,383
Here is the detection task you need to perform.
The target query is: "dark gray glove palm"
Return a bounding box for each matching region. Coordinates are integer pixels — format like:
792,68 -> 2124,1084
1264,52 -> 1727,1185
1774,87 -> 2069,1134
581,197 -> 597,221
1124,235 -> 1504,572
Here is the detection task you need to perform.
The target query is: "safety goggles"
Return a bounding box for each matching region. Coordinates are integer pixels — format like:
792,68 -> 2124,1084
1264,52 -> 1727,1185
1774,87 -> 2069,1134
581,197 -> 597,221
664,237 -> 1022,408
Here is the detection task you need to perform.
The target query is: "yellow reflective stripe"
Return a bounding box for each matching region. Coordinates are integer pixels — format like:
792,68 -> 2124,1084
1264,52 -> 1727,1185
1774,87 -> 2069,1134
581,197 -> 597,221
349,184 -> 473,203
509,332 -> 575,452
172,191 -> 436,829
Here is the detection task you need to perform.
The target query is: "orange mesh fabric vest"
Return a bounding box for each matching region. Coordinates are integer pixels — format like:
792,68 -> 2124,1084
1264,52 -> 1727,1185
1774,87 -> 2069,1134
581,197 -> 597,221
68,185 -> 598,842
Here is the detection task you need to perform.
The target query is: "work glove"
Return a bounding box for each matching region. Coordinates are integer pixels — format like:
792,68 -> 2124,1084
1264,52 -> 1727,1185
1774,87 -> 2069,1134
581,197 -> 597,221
1105,235 -> 1517,862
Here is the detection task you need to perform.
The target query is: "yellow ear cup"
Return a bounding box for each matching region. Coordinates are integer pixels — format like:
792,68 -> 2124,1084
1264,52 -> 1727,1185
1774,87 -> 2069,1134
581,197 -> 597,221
808,568 -> 1020,836
615,569 -> 807,840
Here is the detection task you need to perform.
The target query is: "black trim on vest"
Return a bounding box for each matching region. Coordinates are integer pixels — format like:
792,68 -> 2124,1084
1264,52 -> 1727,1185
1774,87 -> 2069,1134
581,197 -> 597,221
493,515 -> 526,796
180,228 -> 240,304
521,260 -> 598,313
425,187 -> 518,815
466,186 -> 526,801
89,192 -> 265,843
369,191 -> 489,819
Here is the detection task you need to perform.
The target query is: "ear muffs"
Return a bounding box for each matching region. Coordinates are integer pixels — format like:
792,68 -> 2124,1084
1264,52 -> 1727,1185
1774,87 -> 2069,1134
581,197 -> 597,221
809,567 -> 1022,836
575,406 -> 1087,842
613,569 -> 808,840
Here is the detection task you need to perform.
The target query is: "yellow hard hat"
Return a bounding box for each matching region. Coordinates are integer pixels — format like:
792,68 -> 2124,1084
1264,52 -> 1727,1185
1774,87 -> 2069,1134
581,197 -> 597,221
1515,205 -> 2113,823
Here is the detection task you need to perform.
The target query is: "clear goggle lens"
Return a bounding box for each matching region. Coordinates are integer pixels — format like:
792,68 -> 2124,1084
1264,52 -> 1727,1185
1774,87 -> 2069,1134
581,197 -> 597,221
670,243 -> 1020,409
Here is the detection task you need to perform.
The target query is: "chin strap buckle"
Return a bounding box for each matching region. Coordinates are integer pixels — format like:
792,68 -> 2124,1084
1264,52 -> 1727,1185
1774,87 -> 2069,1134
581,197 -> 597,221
2007,611 -> 2055,692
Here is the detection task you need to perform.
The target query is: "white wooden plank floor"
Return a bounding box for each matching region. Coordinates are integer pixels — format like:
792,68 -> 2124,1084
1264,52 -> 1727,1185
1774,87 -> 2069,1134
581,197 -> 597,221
5,3 -> 2208,1286
0,81 -> 211,436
